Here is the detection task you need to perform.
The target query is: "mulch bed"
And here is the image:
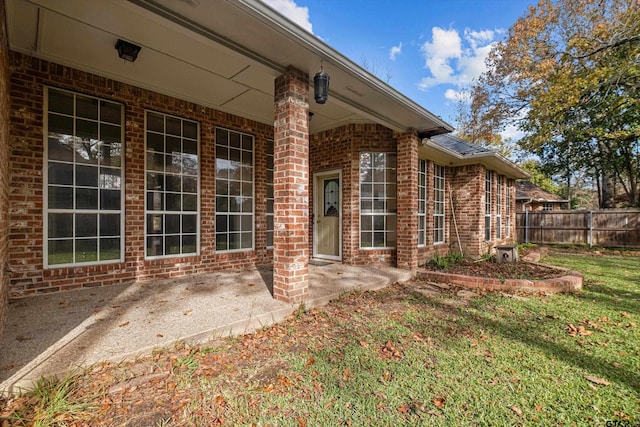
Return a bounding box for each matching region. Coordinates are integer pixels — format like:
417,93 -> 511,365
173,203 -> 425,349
426,260 -> 567,280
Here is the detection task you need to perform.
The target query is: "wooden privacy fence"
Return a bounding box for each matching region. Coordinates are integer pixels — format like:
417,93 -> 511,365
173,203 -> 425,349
516,210 -> 640,248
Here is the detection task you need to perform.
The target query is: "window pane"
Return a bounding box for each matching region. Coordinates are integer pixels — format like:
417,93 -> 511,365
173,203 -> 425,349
48,162 -> 73,185
184,121 -> 198,140
48,186 -> 73,209
166,214 -> 180,234
76,214 -> 97,237
48,114 -> 73,135
100,214 -> 120,236
76,119 -> 98,140
100,238 -> 120,260
183,215 -> 197,233
147,112 -> 164,132
48,89 -> 74,114
99,168 -> 121,189
100,143 -> 122,167
166,193 -> 181,211
76,165 -> 98,187
48,239 -> 73,265
100,101 -> 121,125
48,136 -> 75,162
100,189 -> 120,210
165,235 -> 181,254
166,175 -> 181,192
76,188 -> 98,209
76,239 -> 98,262
147,236 -> 163,257
147,214 -> 163,235
48,213 -> 73,238
101,124 -> 121,144
182,235 -> 197,254
76,96 -> 98,119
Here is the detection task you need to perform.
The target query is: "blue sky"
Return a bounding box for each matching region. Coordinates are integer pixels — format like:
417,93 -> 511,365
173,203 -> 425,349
261,0 -> 535,137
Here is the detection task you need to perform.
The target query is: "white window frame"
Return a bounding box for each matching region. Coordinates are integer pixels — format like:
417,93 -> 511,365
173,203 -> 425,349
266,140 -> 274,249
434,164 -> 445,244
144,111 -> 200,259
496,175 -> 503,239
44,87 -> 125,268
543,203 -> 554,211
485,170 -> 493,241
417,159 -> 427,247
215,127 -> 255,253
359,152 -> 397,249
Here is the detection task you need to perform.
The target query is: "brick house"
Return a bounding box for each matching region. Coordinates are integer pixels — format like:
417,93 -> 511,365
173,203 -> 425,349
516,181 -> 569,212
0,0 -> 527,337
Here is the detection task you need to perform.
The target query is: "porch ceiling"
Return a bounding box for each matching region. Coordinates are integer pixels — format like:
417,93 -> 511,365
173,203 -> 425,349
6,0 -> 453,136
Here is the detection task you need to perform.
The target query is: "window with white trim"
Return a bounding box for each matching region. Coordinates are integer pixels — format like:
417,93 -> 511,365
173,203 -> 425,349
417,159 -> 427,247
45,87 -> 124,267
506,180 -> 512,237
215,128 -> 254,251
485,170 -> 493,241
543,203 -> 553,211
434,164 -> 445,244
360,153 -> 397,248
145,112 -> 199,258
496,175 -> 503,239
266,140 -> 274,248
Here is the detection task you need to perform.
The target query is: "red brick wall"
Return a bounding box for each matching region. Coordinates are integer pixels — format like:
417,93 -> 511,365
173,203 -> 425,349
8,52 -> 274,298
449,165 -> 517,258
450,164 -> 486,257
0,2 -> 11,336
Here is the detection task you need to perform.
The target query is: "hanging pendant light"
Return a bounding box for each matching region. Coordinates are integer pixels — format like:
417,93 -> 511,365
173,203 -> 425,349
313,63 -> 330,104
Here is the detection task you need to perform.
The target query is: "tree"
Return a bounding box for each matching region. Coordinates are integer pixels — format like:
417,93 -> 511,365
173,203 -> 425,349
519,160 -> 559,194
470,0 -> 640,207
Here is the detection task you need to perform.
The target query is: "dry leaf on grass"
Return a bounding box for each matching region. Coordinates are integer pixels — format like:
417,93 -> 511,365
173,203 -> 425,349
118,321 -> 129,328
510,405 -> 523,416
584,375 -> 610,386
432,397 -> 446,409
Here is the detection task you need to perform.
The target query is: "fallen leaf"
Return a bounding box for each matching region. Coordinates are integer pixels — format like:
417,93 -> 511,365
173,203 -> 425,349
470,339 -> 478,348
510,405 -> 523,417
577,326 -> 593,336
567,323 -> 578,336
118,321 -> 129,328
397,404 -> 410,414
432,397 -> 446,409
614,411 -> 630,420
297,416 -> 307,427
248,283 -> 255,287
359,340 -> 369,348
156,333 -> 163,338
584,375 -> 610,386
534,404 -> 543,412
621,312 -> 630,318
183,310 -> 192,316
305,357 -> 315,368
214,395 -> 227,407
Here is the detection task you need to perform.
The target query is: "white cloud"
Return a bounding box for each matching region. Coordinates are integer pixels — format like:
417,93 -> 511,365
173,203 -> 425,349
444,88 -> 471,102
389,42 -> 403,61
260,0 -> 313,33
418,26 -> 501,92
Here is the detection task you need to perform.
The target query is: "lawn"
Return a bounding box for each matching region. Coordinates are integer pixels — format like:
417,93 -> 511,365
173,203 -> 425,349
1,249 -> 639,426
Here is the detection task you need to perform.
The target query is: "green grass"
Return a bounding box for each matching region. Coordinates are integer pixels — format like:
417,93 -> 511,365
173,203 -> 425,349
2,250 -> 639,426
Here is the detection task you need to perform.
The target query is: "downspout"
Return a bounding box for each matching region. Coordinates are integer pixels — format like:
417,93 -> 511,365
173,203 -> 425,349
522,199 -> 532,244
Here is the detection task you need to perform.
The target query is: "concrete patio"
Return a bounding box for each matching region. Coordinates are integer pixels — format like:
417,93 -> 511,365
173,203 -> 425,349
0,262 -> 412,395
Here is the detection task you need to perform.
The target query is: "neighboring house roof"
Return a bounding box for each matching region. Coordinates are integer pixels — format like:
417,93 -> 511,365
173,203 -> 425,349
422,133 -> 530,180
516,181 -> 568,203
6,0 -> 453,137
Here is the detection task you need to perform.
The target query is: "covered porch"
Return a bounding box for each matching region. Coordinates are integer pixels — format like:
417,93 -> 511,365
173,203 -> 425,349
0,263 -> 412,394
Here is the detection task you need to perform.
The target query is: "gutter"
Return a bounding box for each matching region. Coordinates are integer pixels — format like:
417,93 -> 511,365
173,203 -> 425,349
422,138 -> 530,180
233,0 -> 454,133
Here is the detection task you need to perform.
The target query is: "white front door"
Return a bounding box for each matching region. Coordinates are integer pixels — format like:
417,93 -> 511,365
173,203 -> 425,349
313,171 -> 342,260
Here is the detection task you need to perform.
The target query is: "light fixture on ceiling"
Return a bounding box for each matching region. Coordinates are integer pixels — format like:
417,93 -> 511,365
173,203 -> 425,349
313,63 -> 330,104
115,39 -> 141,62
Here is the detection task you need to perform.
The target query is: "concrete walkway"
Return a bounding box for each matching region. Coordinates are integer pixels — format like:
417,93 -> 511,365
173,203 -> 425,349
0,263 -> 412,394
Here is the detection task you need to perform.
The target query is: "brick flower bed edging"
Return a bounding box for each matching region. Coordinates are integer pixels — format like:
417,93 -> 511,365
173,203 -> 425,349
416,263 -> 583,294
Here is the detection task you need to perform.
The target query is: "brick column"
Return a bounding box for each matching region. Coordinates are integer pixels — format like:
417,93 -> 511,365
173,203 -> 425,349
396,131 -> 419,270
273,66 -> 309,303
0,1 -> 10,339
